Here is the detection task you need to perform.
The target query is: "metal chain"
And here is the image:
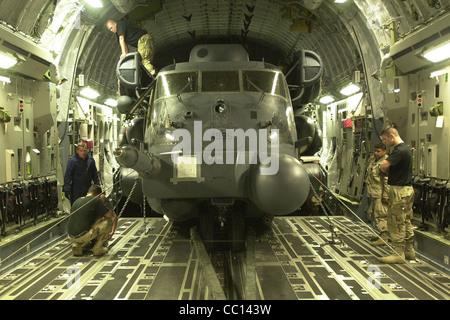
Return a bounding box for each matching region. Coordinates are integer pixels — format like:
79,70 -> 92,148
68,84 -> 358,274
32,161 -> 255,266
308,178 -> 344,246
117,178 -> 138,218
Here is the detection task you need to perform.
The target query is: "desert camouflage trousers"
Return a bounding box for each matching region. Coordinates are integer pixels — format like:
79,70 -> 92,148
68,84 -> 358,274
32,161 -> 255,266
68,217 -> 113,247
387,185 -> 415,253
138,34 -> 155,75
368,197 -> 388,233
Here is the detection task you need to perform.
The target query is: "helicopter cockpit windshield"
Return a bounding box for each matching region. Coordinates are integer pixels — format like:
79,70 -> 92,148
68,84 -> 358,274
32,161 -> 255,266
155,72 -> 199,99
243,70 -> 286,99
150,69 -> 293,147
155,70 -> 287,99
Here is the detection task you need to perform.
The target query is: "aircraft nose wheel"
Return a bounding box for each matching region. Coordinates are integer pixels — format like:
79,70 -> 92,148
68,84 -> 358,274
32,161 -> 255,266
198,204 -> 247,252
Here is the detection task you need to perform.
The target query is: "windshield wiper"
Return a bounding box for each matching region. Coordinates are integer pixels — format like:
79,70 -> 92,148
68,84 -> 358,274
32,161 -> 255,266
177,76 -> 193,105
246,76 -> 265,102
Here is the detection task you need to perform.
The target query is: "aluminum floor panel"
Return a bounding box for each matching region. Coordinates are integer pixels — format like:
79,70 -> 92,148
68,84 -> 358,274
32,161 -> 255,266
0,217 -> 448,300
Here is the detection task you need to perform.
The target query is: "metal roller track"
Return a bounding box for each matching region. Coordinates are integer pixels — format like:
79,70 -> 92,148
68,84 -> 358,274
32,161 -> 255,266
0,216 -> 449,300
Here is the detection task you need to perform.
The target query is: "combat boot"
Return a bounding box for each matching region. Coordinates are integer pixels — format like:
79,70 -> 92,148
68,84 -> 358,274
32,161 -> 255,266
380,247 -> 405,264
369,233 -> 380,241
72,243 -> 83,256
371,232 -> 388,246
92,241 -> 108,256
404,241 -> 416,260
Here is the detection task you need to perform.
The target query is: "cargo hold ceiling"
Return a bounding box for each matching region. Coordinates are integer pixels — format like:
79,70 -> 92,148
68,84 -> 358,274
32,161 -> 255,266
76,0 -> 366,95
0,0 -> 448,99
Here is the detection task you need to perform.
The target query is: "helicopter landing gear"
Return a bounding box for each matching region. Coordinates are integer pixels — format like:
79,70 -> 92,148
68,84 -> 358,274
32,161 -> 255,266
198,200 -> 247,252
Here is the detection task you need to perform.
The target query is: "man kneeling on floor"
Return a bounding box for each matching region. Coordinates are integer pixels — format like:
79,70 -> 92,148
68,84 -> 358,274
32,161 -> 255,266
67,185 -> 118,256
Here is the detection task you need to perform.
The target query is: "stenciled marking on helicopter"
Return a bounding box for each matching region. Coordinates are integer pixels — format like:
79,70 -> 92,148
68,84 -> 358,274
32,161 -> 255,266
170,121 -> 279,175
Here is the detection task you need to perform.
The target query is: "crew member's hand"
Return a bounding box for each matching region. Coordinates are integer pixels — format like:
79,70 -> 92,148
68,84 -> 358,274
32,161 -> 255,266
382,197 -> 389,205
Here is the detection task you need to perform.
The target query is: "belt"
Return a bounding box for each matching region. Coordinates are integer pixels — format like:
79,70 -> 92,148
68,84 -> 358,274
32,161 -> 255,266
69,230 -> 89,239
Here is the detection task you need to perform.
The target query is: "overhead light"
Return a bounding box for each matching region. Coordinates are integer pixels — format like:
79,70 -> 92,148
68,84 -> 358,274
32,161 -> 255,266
393,77 -> 400,93
436,115 -> 444,128
429,69 -> 447,78
104,98 -> 118,107
319,95 -> 335,104
335,0 -> 347,3
0,75 -> 11,83
0,52 -> 18,69
423,41 -> 450,63
80,87 -> 100,99
86,0 -> 103,8
340,83 -> 360,96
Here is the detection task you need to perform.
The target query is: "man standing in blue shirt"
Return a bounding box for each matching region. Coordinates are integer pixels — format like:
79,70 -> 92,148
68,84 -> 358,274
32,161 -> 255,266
380,125 -> 415,264
63,142 -> 100,205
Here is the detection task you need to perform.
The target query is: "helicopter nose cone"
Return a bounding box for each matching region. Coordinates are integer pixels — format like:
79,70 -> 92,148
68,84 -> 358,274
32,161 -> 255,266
250,154 -> 310,215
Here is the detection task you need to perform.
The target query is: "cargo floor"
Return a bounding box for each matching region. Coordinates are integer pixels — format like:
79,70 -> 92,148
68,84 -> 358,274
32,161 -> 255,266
0,216 -> 449,300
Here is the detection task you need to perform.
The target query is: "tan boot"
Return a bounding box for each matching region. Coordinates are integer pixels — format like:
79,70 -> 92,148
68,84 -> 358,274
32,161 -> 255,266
92,241 -> 108,256
380,251 -> 405,264
371,232 -> 388,246
405,250 -> 416,260
72,243 -> 83,256
404,241 -> 416,260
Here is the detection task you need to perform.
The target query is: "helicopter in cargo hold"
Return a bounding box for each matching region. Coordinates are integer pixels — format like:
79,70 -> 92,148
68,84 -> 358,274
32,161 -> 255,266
112,44 -> 325,250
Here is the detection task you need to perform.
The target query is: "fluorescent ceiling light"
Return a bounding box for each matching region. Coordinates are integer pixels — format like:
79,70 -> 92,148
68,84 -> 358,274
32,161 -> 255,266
0,75 -> 11,83
86,0 -> 103,8
80,87 -> 100,99
104,98 -> 118,107
0,52 -> 18,69
436,115 -> 444,128
335,0 -> 347,3
340,84 -> 360,96
319,95 -> 335,104
423,42 -> 450,63
429,69 -> 447,78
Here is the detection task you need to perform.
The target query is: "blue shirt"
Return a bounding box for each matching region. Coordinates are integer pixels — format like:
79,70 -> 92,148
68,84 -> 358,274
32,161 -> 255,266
63,154 -> 100,203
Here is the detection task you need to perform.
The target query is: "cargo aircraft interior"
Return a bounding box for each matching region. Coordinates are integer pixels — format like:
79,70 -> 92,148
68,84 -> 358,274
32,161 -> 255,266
0,0 -> 449,302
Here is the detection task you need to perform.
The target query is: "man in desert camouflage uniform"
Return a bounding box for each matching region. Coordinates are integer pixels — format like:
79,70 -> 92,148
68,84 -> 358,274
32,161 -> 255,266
380,126 -> 415,264
366,142 -> 389,246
